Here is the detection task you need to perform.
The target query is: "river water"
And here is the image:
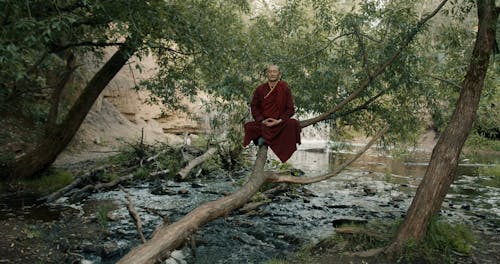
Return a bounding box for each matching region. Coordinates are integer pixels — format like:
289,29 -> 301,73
1,139 -> 498,263
80,140 -> 499,264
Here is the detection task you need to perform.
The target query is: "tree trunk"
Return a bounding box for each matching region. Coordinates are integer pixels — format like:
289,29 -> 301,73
388,0 -> 498,250
1,40 -> 138,180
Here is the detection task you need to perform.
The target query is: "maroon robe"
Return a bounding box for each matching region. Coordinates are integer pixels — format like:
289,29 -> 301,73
243,81 -> 301,162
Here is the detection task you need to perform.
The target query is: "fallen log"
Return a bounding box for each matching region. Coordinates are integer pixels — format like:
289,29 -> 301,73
118,127 -> 388,263
176,147 -> 217,180
117,145 -> 269,264
120,185 -> 146,243
69,173 -> 134,203
39,165 -> 108,203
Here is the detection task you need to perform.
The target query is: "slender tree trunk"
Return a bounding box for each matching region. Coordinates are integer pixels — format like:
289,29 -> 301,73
1,40 -> 138,180
388,0 -> 497,250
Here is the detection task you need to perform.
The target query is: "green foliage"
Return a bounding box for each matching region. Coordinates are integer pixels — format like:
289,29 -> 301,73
96,204 -> 114,228
134,167 -> 149,180
335,221 -> 394,251
478,165 -> 500,188
465,134 -> 500,152
264,259 -> 289,264
101,171 -> 119,183
22,224 -> 43,239
23,168 -> 74,194
250,192 -> 271,203
199,155 -> 224,176
420,218 -> 475,261
399,218 -> 475,263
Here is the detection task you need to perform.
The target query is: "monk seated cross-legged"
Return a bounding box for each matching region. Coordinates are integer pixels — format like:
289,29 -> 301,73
243,65 -> 301,163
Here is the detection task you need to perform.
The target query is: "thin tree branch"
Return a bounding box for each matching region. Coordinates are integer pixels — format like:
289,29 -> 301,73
354,25 -> 373,79
337,89 -> 386,117
51,41 -> 126,53
120,185 -> 147,244
45,52 -> 77,136
425,74 -> 462,89
283,33 -> 353,63
299,0 -> 449,128
266,125 -> 389,184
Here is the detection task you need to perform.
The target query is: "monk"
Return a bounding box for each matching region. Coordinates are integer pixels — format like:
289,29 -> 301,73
243,65 -> 301,163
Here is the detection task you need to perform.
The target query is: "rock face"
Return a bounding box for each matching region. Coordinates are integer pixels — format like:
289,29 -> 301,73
56,51 -> 208,164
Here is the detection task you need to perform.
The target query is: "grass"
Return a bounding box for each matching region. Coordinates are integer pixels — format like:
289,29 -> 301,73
400,218 -> 475,263
21,169 -> 74,194
478,165 -> 500,188
465,134 -> 500,152
96,203 -> 114,228
278,218 -> 475,264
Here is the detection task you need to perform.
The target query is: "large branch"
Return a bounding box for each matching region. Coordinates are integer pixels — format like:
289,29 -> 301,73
176,147 -> 217,180
300,0 -> 449,128
118,146 -> 269,264
267,125 -> 388,184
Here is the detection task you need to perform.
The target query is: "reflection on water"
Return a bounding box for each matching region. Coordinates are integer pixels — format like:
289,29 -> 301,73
287,140 -> 496,178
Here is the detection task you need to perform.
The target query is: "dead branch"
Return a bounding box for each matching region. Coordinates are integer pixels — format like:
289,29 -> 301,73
69,174 -> 134,203
150,169 -> 170,177
239,200 -> 271,214
176,147 -> 217,180
120,185 -> 146,243
266,125 -> 388,184
39,165 -> 108,203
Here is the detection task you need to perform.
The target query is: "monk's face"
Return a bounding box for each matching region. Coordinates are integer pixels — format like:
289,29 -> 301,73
266,66 -> 281,82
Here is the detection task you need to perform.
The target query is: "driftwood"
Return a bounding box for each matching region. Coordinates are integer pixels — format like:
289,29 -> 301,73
176,147 -> 217,180
120,185 -> 146,243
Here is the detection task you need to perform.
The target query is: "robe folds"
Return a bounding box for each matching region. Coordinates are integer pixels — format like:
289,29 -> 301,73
243,81 -> 301,162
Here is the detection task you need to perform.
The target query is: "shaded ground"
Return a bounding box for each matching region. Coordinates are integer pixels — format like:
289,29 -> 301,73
0,196 -> 106,264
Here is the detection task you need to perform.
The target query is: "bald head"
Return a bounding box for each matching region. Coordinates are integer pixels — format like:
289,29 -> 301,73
266,65 -> 281,82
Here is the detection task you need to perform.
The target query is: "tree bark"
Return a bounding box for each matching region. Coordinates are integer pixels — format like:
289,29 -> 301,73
176,147 -> 217,180
1,39 -> 138,180
387,0 -> 498,251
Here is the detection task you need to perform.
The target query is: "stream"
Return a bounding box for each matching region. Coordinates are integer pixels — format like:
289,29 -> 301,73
86,140 -> 499,263
1,140 -> 499,264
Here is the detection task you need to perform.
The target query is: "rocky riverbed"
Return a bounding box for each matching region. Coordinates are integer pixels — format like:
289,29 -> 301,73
1,143 -> 499,264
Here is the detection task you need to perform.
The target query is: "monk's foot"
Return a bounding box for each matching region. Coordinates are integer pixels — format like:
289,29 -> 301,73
257,137 -> 266,146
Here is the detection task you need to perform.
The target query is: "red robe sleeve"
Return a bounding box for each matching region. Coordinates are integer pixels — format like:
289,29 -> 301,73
250,85 -> 265,122
279,83 -> 295,122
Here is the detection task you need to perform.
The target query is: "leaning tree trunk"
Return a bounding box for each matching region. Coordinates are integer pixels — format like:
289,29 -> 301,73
388,0 -> 498,250
1,39 -> 138,180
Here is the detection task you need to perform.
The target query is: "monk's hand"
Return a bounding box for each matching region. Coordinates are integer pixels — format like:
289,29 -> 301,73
262,118 -> 272,126
264,118 -> 282,127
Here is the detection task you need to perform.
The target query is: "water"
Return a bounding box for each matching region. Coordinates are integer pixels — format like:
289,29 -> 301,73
1,139 -> 498,263
81,141 -> 498,263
